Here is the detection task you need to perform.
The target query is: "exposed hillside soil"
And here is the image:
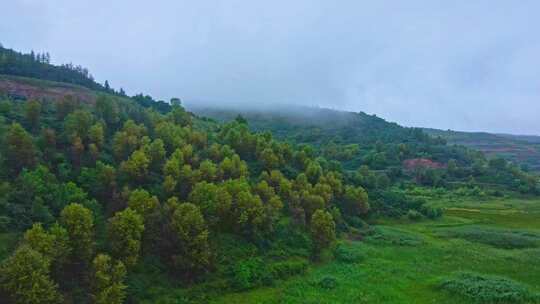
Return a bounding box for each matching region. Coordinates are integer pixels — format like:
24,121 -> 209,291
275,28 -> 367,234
403,158 -> 445,170
0,75 -> 96,104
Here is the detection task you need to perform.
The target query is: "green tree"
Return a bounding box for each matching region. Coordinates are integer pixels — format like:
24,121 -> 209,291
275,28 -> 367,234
60,203 -> 95,264
310,210 -> 336,257
305,161 -> 323,184
343,185 -> 369,216
169,203 -> 211,278
108,208 -> 144,268
90,254 -> 127,304
4,123 -> 36,174
24,100 -> 41,132
112,120 -> 147,161
127,189 -> 159,220
145,139 -> 166,171
0,246 -> 63,304
23,223 -> 70,267
188,181 -> 232,227
120,149 -> 150,183
88,123 -> 105,149
64,110 -> 94,141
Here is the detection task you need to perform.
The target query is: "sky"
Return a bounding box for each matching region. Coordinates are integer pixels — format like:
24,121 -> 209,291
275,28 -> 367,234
2,1 -> 540,135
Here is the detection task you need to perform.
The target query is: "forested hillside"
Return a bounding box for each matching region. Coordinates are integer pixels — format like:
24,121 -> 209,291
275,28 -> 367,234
424,128 -> 540,172
0,46 -> 539,303
0,45 -> 116,94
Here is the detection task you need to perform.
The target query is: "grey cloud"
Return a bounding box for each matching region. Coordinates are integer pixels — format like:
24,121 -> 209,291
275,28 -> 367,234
2,0 -> 539,134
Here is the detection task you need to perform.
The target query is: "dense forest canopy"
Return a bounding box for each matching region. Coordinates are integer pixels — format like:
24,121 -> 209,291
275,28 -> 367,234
0,46 -> 539,303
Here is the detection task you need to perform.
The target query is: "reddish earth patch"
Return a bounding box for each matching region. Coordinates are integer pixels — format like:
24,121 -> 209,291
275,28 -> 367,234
403,158 -> 445,170
0,79 -> 96,104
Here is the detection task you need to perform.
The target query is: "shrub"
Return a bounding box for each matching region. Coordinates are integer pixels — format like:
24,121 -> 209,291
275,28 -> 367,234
268,258 -> 308,280
229,258 -> 271,290
366,226 -> 424,246
334,244 -> 365,264
407,210 -> 423,221
420,205 -> 443,219
318,276 -> 338,290
439,272 -> 540,303
229,257 -> 309,291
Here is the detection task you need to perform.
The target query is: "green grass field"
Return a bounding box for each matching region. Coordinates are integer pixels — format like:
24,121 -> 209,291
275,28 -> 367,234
208,197 -> 540,304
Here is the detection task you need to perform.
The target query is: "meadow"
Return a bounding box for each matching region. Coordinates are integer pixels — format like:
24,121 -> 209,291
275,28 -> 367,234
204,196 -> 540,304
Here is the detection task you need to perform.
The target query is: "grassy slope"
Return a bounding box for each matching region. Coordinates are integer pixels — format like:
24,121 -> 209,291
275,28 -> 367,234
210,197 -> 540,304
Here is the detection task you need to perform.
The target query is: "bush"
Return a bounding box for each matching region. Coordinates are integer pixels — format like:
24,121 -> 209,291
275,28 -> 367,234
439,272 -> 540,303
318,276 -> 338,290
334,244 -> 365,264
229,257 -> 309,291
365,226 -> 424,246
407,210 -> 423,221
420,205 -> 443,219
229,258 -> 271,291
268,258 -> 308,280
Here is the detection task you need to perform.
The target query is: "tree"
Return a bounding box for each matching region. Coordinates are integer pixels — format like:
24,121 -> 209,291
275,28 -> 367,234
127,189 -> 159,220
120,149 -> 150,183
112,120 -> 147,161
145,139 -> 166,171
23,223 -> 70,271
89,123 -> 105,149
305,161 -> 323,184
310,210 -> 336,257
64,110 -> 94,141
188,181 -> 232,227
95,95 -> 119,125
108,208 -> 144,268
343,185 -> 369,216
169,203 -> 211,277
90,254 -> 127,304
198,160 -> 218,182
0,246 -> 63,304
24,100 -> 41,132
447,159 -> 458,177
60,203 -> 95,265
4,123 -> 36,174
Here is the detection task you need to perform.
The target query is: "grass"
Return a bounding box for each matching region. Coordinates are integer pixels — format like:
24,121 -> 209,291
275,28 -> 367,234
206,196 -> 540,304
437,226 -> 540,249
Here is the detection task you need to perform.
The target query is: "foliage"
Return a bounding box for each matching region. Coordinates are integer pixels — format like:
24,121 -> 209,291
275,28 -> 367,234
0,245 -> 63,304
108,208 -> 144,268
439,272 -> 540,303
310,210 -> 336,256
59,203 -> 94,264
90,254 -> 127,304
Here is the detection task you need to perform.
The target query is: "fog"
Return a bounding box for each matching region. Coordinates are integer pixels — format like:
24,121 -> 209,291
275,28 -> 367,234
2,1 -> 540,135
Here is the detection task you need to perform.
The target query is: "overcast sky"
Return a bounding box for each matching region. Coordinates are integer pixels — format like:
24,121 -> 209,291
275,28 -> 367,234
2,1 -> 539,135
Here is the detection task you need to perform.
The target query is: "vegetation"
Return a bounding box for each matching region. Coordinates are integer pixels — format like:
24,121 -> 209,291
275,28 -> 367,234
439,272 -> 540,303
0,46 -> 539,303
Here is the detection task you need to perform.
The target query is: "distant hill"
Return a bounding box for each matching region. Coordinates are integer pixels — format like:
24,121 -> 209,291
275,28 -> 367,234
423,128 -> 540,172
0,45 -> 107,91
187,104 -> 431,146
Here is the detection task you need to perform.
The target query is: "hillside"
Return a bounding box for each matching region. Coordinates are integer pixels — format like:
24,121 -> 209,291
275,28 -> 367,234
424,128 -> 540,172
0,48 -> 539,303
